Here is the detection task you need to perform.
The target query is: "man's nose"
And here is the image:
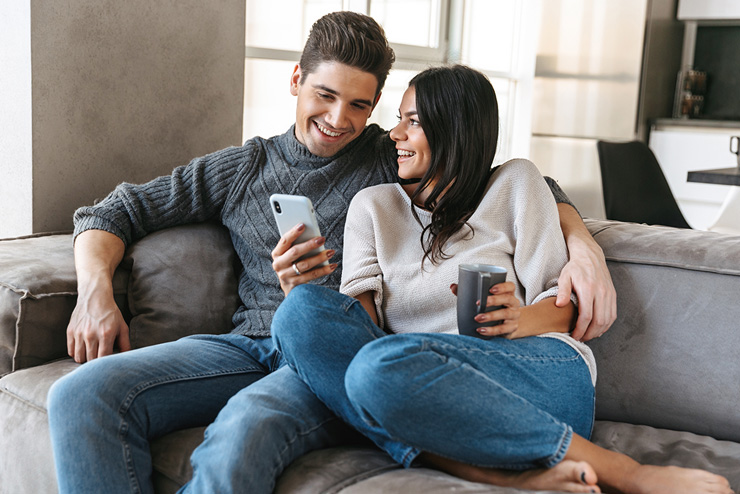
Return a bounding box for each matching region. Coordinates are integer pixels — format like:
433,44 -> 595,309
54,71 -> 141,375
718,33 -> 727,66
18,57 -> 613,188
326,103 -> 349,130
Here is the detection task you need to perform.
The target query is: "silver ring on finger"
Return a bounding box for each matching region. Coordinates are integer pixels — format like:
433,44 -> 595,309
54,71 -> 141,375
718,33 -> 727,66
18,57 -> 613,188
292,263 -> 302,276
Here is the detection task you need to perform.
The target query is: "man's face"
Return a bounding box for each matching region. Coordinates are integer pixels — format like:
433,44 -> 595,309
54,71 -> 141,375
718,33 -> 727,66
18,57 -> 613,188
291,62 -> 380,158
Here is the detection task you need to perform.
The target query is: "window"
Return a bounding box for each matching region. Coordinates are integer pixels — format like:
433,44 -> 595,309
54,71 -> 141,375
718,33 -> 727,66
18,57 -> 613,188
242,0 -> 539,163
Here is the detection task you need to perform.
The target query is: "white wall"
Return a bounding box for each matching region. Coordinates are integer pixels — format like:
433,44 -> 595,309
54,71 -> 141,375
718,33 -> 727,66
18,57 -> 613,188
0,2 -> 33,237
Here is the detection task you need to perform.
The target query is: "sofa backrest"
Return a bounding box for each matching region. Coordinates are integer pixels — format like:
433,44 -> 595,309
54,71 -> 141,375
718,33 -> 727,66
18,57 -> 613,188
585,218 -> 740,443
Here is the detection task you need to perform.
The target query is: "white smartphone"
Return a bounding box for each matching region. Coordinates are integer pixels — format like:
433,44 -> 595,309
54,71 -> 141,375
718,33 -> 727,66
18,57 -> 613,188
269,194 -> 328,266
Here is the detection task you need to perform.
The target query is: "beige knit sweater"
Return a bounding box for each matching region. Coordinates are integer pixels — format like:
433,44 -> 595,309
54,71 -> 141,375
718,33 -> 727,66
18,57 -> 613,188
341,159 -> 596,384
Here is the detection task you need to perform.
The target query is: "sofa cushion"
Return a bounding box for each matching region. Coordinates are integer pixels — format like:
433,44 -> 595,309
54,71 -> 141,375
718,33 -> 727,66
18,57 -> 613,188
0,233 -> 128,374
122,223 -> 241,349
0,359 -> 78,493
585,219 -> 740,443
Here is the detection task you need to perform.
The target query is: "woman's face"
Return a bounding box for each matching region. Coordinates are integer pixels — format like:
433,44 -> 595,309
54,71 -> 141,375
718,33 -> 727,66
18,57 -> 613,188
389,86 -> 432,181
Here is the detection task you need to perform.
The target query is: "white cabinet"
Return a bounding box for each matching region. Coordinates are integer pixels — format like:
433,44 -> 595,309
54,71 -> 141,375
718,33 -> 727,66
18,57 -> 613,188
678,0 -> 740,20
648,122 -> 740,229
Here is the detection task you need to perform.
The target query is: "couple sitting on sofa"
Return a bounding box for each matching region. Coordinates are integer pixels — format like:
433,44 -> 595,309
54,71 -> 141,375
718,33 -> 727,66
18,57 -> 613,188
46,11 -> 731,494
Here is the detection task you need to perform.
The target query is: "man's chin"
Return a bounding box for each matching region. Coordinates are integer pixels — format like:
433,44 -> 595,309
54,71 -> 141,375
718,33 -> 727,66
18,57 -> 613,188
306,136 -> 353,158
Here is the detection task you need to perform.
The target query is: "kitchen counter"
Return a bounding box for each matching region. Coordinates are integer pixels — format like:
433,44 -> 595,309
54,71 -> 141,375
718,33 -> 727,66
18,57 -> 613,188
652,118 -> 740,131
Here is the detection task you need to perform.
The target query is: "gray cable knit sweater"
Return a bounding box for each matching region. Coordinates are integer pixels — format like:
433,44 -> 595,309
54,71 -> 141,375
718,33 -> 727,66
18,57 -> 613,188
73,125 -> 573,338
74,125 -> 397,337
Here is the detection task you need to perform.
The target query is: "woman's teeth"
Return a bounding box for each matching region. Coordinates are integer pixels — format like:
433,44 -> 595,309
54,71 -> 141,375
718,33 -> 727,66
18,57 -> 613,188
398,150 -> 415,157
317,123 -> 341,137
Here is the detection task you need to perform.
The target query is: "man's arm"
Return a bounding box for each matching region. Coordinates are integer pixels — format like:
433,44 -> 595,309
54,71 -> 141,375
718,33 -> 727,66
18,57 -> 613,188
554,202 -> 617,341
67,229 -> 130,363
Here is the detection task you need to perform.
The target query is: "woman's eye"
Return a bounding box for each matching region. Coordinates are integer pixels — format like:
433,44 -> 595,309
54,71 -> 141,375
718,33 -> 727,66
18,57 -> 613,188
410,119 -> 420,126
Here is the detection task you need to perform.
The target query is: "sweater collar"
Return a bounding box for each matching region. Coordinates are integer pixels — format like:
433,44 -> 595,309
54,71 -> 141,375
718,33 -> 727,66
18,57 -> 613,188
279,124 -> 372,167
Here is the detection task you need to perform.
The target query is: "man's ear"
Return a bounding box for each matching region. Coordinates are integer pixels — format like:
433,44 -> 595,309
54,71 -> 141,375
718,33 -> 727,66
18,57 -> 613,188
290,64 -> 302,96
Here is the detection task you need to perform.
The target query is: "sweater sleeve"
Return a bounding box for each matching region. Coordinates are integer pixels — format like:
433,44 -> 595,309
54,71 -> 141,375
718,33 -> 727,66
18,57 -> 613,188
340,189 -> 386,328
496,161 -> 577,307
73,144 -> 253,247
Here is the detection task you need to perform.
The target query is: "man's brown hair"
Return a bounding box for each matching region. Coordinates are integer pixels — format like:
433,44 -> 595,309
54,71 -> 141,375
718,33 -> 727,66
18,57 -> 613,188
299,11 -> 395,96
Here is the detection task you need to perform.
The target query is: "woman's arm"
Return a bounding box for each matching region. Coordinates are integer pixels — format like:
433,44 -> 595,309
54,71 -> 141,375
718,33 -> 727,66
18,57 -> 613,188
354,291 -> 379,326
515,297 -> 576,338
456,282 -> 575,339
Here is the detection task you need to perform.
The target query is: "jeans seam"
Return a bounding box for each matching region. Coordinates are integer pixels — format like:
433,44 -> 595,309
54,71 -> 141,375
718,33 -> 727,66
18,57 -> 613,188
116,366 -> 264,493
429,340 -> 582,364
270,414 -> 344,481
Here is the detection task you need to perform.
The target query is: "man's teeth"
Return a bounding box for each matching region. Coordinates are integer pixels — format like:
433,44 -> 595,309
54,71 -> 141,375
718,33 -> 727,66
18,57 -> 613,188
398,150 -> 415,157
317,123 -> 342,137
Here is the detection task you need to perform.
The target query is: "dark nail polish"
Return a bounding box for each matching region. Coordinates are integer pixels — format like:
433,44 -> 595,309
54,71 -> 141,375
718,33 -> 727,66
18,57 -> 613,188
581,472 -> 587,484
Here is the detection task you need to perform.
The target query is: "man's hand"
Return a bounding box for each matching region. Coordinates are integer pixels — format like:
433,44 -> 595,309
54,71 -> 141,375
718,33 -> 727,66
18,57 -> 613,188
68,229 -> 128,362
67,290 -> 130,363
555,240 -> 616,342
556,204 -> 617,342
271,223 -> 337,296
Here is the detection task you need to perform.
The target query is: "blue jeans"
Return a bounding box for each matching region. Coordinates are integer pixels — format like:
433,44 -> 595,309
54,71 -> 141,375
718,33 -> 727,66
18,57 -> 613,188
272,285 -> 594,470
47,334 -> 355,494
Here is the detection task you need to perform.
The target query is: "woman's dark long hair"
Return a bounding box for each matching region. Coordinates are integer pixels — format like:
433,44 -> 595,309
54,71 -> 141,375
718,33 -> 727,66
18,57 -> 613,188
408,65 -> 499,266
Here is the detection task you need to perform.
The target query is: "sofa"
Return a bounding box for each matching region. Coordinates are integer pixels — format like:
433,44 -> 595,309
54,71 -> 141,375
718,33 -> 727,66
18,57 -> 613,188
1,218 -> 739,493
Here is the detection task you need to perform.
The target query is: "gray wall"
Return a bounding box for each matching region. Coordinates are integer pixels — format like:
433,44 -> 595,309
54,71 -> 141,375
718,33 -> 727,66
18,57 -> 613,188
1,0 -> 245,237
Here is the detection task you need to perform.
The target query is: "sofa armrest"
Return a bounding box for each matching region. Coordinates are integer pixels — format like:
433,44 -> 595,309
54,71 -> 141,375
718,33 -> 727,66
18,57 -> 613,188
585,218 -> 740,443
0,233 -> 129,375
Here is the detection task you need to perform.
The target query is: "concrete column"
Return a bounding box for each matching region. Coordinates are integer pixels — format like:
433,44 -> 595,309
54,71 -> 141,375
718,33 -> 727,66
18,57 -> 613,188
0,0 -> 245,237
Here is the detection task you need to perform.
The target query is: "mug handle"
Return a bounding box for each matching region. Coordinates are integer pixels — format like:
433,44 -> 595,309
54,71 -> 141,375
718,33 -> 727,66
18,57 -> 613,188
477,273 -> 490,314
731,136 -> 739,154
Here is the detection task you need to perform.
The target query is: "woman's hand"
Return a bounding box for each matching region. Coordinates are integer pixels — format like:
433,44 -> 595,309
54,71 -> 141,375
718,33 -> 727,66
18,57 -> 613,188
451,282 -> 522,338
271,223 -> 337,296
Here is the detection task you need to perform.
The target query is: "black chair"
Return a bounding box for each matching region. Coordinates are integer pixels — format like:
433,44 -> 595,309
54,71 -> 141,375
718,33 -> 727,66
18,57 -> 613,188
596,140 -> 691,229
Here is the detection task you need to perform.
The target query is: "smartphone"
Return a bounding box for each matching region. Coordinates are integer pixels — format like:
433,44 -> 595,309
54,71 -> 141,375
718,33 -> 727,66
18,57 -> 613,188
269,194 -> 328,266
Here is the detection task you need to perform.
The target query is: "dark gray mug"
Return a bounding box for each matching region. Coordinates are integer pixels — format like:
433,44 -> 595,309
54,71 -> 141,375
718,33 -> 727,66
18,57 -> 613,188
456,264 -> 508,339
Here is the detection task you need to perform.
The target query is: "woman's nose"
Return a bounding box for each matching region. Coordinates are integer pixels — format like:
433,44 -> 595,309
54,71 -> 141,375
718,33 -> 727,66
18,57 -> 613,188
390,124 -> 405,142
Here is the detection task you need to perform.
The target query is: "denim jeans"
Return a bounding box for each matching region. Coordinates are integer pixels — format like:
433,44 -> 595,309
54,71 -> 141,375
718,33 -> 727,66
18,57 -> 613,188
47,333 -> 354,494
272,284 -> 594,470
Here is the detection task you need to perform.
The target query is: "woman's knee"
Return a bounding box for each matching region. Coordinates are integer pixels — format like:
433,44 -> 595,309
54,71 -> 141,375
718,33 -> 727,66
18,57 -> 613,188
345,336 -> 424,423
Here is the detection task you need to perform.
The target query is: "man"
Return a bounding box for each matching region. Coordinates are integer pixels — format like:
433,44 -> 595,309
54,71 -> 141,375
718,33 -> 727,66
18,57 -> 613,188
47,11 -> 615,494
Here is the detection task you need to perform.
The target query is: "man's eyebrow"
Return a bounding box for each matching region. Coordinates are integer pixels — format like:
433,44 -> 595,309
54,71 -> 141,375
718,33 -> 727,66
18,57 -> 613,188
313,84 -> 373,107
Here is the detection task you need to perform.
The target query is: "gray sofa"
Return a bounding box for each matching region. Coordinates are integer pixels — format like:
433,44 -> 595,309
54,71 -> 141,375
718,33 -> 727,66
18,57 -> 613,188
1,218 -> 739,493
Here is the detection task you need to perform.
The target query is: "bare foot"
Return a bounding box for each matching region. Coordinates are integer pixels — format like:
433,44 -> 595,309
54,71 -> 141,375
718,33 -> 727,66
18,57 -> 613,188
621,465 -> 733,494
421,453 -> 600,493
501,460 -> 601,493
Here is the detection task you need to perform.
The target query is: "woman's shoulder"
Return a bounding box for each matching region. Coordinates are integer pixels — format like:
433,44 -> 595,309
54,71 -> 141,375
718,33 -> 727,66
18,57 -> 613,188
351,183 -> 404,206
492,158 -> 543,181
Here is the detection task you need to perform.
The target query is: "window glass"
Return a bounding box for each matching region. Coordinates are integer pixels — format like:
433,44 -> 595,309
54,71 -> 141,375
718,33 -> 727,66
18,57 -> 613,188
245,0 -> 342,51
369,0 -> 441,48
243,59 -> 298,143
461,0 -> 517,73
368,69 -> 419,131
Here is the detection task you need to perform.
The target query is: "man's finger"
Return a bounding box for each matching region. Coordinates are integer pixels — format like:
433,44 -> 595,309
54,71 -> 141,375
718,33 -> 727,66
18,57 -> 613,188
572,304 -> 593,341
117,325 -> 132,353
556,276 -> 573,307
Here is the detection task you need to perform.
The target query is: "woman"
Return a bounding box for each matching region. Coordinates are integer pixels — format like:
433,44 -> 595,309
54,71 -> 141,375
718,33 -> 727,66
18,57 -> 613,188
271,65 -> 731,494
